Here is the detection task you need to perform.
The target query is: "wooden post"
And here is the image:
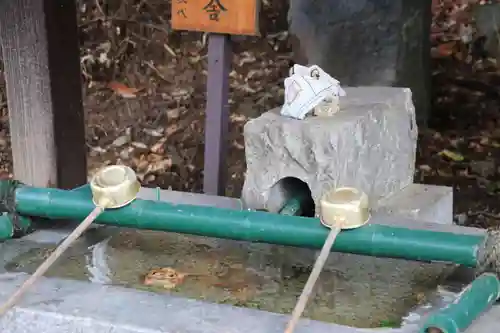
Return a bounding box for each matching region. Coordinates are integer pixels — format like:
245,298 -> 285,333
0,0 -> 87,189
203,34 -> 231,195
171,0 -> 260,195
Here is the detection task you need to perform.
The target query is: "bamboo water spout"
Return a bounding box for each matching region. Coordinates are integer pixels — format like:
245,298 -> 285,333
0,182 -> 486,267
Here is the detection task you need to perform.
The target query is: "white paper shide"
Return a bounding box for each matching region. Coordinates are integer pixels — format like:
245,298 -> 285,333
280,64 -> 346,120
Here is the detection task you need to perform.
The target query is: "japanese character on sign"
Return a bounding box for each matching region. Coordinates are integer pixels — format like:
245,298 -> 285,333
177,0 -> 188,18
203,0 -> 227,21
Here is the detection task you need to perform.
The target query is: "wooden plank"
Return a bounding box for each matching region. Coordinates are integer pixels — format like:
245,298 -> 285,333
0,0 -> 87,189
203,35 -> 231,195
172,0 -> 260,35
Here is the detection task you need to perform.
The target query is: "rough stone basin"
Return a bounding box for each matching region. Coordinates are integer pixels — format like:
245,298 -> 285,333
0,186 -> 498,333
0,223 -> 491,333
0,227 -> 450,327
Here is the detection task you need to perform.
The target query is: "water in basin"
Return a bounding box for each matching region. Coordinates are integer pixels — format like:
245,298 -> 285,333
3,226 -> 458,329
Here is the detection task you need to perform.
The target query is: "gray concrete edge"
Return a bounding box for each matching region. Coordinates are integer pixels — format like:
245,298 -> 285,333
0,272 -> 413,333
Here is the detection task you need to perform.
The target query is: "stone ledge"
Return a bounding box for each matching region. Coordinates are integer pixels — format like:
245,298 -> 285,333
375,184 -> 453,225
0,270 -> 496,333
0,273 -> 408,333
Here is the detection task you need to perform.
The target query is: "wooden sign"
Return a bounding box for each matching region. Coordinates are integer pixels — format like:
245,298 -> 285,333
171,0 -> 259,36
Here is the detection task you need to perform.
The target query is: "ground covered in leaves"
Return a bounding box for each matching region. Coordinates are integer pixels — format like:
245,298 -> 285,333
1,0 -> 500,228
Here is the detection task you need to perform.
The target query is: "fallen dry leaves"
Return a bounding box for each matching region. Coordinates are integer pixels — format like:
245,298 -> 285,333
439,149 -> 465,161
107,82 -> 142,98
78,0 -> 289,195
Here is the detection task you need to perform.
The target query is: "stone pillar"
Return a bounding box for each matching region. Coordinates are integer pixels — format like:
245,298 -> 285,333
288,0 -> 432,126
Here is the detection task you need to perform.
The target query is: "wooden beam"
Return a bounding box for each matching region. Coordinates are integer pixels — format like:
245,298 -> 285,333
203,34 -> 231,196
0,0 -> 86,189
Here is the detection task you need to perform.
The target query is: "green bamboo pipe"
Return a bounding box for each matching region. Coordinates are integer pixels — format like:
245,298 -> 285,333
278,187 -> 312,216
420,273 -> 500,333
0,214 -> 13,241
0,213 -> 31,241
278,197 -> 303,216
10,185 -> 486,266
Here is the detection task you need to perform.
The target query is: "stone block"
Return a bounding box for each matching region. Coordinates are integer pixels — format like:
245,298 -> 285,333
288,0 -> 432,125
375,184 -> 453,225
242,87 -> 417,213
473,4 -> 500,62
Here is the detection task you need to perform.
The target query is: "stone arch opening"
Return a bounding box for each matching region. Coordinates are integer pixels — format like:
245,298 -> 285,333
267,177 -> 315,217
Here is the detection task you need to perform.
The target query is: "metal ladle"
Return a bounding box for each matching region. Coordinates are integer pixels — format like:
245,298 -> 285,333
0,165 -> 141,317
284,187 -> 371,333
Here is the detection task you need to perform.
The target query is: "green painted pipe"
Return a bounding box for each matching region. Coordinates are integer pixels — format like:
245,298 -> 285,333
0,214 -> 13,241
12,185 -> 486,266
278,188 -> 312,216
278,197 -> 303,216
0,213 -> 31,241
420,273 -> 500,333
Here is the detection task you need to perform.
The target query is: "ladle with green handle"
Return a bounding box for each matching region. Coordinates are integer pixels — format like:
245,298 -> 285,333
284,187 -> 371,333
0,165 -> 141,317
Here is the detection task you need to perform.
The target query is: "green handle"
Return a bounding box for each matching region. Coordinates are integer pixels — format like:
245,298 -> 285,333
420,273 -> 500,333
0,213 -> 13,240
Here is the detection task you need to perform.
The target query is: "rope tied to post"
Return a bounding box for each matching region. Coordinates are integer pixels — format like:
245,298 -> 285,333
476,227 -> 500,278
0,179 -> 31,237
0,179 -> 20,213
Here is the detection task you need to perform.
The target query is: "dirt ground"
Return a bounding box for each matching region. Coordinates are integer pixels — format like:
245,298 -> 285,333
1,0 -> 500,229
